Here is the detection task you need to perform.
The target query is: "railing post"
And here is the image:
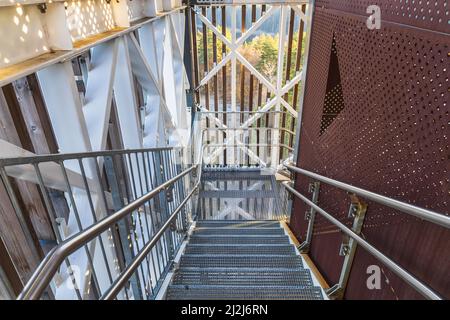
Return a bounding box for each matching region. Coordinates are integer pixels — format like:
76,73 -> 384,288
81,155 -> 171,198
104,156 -> 143,299
154,151 -> 175,262
326,194 -> 368,299
298,181 -> 320,253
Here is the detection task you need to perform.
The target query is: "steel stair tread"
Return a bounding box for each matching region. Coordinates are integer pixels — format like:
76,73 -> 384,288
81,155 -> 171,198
184,244 -> 295,255
166,220 -> 323,300
179,255 -> 304,269
171,269 -> 313,286
195,221 -> 281,228
189,236 -> 291,245
193,228 -> 285,235
166,285 -> 324,300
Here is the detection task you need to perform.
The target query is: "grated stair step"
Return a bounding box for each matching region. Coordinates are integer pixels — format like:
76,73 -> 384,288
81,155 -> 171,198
184,244 -> 295,255
166,285 -> 324,300
166,219 -> 323,300
189,235 -> 291,245
193,227 -> 285,236
179,255 -> 303,269
196,220 -> 281,228
171,269 -> 313,286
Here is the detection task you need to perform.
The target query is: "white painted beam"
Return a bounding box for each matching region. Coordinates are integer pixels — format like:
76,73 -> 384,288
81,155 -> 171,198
272,5 -> 288,167
114,37 -> 143,149
83,40 -> 118,151
43,2 -> 73,50
111,0 -> 131,27
195,10 -> 233,49
37,62 -> 92,155
236,6 -> 276,46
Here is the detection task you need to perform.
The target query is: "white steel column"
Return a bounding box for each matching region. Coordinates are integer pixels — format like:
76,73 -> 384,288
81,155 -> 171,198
114,36 -> 143,149
83,40 -> 118,151
272,5 -> 288,168
37,62 -> 119,298
229,6 -> 237,166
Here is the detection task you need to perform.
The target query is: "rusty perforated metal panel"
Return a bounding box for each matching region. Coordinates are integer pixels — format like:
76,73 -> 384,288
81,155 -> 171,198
291,1 -> 449,300
315,0 -> 449,34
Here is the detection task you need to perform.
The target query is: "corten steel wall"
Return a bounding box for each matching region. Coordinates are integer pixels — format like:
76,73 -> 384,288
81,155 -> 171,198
290,1 -> 449,299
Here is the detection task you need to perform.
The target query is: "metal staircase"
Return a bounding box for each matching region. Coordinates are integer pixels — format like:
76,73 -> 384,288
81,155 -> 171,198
8,149 -> 447,300
165,220 -> 324,300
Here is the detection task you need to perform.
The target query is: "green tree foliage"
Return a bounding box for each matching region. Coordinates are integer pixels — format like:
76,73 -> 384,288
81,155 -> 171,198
196,27 -> 307,156
197,29 -> 306,87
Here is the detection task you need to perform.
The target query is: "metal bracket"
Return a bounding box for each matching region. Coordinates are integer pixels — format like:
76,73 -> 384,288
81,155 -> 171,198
169,219 -> 177,232
304,210 -> 311,221
297,241 -> 309,253
327,194 -> 368,300
325,284 -> 344,299
339,234 -> 350,256
308,182 -> 316,193
299,181 -> 320,253
166,185 -> 174,202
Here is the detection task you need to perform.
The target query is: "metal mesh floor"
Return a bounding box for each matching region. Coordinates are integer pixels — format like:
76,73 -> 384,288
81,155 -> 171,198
185,244 -> 295,255
180,255 -> 304,269
172,269 -> 313,286
196,220 -> 281,228
166,220 -> 324,300
189,235 -> 291,245
193,228 -> 285,235
166,285 -> 324,300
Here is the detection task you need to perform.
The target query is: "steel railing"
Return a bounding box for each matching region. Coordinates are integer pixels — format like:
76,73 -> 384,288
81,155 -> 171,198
197,110 -> 297,161
0,147 -> 196,300
197,127 -> 294,168
17,137 -> 271,300
282,161 -> 450,300
7,137 -> 444,300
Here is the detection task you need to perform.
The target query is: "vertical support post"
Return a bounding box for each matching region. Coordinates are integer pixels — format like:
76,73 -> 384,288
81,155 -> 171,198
298,181 -> 320,253
114,37 -> 143,149
289,4 -> 306,149
293,3 -> 315,164
103,156 -> 142,299
37,62 -> 119,298
184,5 -> 195,113
272,5 -> 288,169
229,5 -> 237,166
326,195 -> 368,299
221,6 -> 227,165
153,152 -> 175,261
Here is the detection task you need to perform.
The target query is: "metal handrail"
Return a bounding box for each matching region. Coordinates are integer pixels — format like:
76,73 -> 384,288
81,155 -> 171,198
282,162 -> 450,300
100,143 -> 219,299
203,143 -> 294,151
101,184 -> 199,299
284,163 -> 450,229
202,127 -> 296,135
282,183 -> 442,300
0,146 -> 179,167
18,164 -> 196,300
198,110 -> 288,114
